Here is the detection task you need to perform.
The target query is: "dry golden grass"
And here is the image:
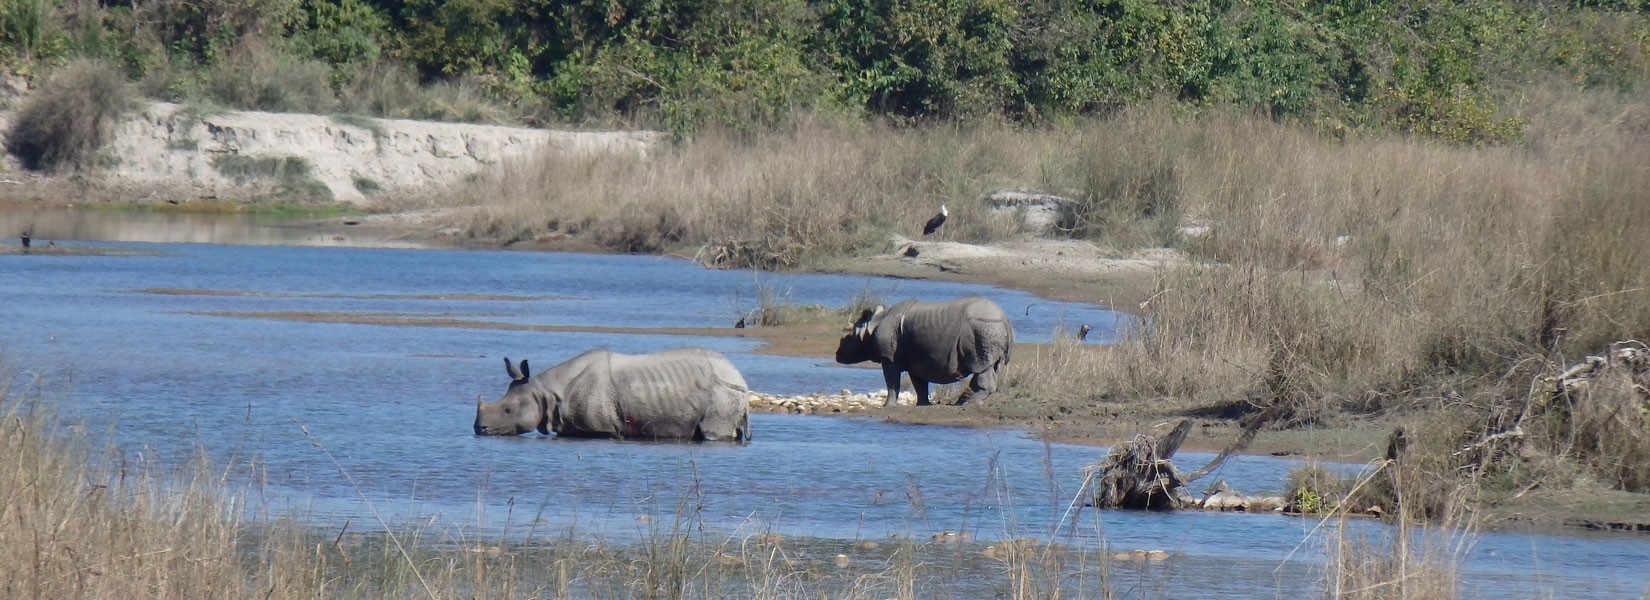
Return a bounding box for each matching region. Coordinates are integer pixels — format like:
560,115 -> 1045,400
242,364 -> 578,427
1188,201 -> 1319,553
458,116 -> 1057,268
458,86 -> 1650,500
1289,457 -> 1480,600
1325,505 -> 1469,600
0,373 -> 269,598
463,84 -> 1646,504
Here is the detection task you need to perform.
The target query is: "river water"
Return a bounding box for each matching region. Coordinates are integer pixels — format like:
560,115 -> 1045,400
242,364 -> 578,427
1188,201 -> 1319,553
1,214 -> 1647,598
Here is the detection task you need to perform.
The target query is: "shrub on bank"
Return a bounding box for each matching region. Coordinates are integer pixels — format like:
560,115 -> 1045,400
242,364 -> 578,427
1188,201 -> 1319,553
4,59 -> 130,172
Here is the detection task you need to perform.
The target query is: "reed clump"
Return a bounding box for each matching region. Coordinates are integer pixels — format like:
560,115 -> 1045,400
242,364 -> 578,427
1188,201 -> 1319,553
0,373 -> 282,598
1324,488 -> 1471,600
1285,448 -> 1479,599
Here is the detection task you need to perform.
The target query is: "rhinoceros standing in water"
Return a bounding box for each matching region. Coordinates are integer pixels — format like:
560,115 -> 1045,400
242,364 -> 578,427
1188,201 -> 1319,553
474,348 -> 751,443
835,296 -> 1014,407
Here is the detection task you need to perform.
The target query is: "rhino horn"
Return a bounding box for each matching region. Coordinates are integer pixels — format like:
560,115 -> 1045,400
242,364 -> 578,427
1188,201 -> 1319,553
476,394 -> 485,409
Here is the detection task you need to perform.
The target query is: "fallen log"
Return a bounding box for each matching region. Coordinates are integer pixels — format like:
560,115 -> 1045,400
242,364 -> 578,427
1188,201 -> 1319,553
1089,406 -> 1278,511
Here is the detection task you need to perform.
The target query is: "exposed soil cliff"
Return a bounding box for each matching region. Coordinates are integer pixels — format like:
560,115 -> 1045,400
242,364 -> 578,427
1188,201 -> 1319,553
1,102 -> 659,205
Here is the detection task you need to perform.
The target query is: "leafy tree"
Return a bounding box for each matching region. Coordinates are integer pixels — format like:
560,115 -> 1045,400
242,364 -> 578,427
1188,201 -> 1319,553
818,0 -> 1021,120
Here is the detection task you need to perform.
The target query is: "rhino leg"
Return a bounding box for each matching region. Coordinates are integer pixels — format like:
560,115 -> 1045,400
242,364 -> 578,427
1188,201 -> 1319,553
956,367 -> 998,406
912,375 -> 932,406
881,364 -> 904,407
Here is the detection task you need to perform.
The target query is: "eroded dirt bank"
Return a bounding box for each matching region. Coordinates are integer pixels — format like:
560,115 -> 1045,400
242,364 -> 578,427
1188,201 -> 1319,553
0,102 -> 658,205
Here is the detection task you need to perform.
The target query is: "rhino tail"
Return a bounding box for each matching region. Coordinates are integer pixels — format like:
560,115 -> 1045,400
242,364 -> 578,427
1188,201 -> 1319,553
737,412 -> 751,444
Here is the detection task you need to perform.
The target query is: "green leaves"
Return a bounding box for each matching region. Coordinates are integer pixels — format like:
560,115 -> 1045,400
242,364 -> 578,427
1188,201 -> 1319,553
6,0 -> 1642,140
820,0 -> 1020,120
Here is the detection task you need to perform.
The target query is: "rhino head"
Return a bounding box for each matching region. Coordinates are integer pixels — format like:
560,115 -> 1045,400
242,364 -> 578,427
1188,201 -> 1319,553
474,357 -> 552,436
834,305 -> 886,365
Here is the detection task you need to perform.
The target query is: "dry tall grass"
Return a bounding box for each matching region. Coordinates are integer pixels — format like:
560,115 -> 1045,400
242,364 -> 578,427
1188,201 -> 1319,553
457,83 -> 1650,503
0,371 -> 277,598
1323,479 -> 1472,600
459,116 -> 1054,268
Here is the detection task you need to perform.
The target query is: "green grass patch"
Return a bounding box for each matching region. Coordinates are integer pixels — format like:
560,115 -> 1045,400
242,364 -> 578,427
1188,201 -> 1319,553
329,112 -> 386,140
351,175 -> 382,195
164,102 -> 228,150
82,200 -> 360,217
211,155 -> 333,201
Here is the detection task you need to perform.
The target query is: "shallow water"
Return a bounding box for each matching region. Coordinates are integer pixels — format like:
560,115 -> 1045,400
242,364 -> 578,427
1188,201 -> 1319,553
2,231 -> 1648,598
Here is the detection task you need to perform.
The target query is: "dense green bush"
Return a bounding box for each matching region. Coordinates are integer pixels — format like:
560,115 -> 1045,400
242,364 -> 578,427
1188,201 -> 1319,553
818,0 -> 1020,120
0,0 -> 1644,138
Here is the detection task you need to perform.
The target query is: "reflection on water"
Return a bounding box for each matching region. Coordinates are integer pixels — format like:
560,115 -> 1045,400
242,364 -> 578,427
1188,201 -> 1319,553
1,214 -> 1648,598
0,207 -> 420,247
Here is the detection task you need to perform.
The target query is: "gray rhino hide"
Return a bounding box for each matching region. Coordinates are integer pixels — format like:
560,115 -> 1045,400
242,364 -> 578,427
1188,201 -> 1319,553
836,296 -> 1013,406
477,347 -> 751,443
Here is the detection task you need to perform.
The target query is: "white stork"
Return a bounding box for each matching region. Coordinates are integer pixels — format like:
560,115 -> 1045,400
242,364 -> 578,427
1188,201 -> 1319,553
922,204 -> 948,236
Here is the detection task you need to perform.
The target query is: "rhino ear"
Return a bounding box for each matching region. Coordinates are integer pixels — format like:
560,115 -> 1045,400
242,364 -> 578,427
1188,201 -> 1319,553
504,357 -> 522,380
856,305 -> 885,326
518,359 -> 531,380
857,305 -> 886,335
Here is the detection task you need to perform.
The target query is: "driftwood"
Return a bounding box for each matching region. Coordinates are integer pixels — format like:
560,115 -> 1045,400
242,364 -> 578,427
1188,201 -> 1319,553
1090,407 -> 1278,510
1458,340 -> 1650,465
1091,421 -> 1194,510
1550,340 -> 1649,396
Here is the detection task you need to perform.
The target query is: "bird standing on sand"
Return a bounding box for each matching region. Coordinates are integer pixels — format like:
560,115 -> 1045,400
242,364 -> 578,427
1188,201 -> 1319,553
20,229 -> 30,250
1077,324 -> 1091,342
922,204 -> 948,236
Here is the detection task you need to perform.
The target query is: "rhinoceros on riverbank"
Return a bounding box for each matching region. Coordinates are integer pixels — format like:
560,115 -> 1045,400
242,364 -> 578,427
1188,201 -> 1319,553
834,296 -> 1014,407
474,348 -> 751,443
